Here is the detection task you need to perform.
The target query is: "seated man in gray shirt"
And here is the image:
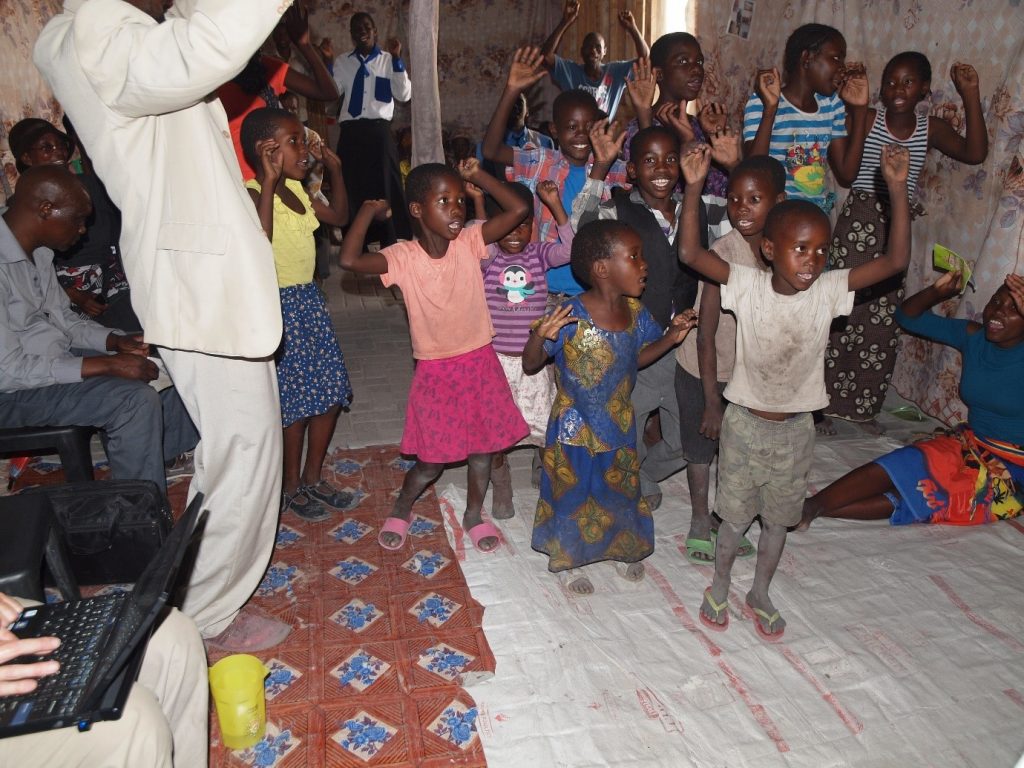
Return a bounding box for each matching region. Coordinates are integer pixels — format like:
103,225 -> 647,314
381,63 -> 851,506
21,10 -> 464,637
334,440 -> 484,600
0,166 -> 196,492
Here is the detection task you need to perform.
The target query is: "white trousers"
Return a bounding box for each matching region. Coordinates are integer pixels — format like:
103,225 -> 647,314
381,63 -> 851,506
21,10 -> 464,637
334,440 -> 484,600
1,608 -> 209,768
159,348 -> 282,636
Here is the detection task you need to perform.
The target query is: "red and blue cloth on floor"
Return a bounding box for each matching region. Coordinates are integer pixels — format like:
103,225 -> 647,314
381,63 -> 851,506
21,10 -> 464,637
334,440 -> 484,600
876,424 -> 1024,525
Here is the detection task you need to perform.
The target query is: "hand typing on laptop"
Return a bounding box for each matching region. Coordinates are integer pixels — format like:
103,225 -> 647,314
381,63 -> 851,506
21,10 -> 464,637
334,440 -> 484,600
0,593 -> 60,697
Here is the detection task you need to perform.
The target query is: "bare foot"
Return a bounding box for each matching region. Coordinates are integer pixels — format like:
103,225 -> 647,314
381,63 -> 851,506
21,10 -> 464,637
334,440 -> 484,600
853,418 -> 887,437
559,570 -> 594,595
615,562 -> 645,582
795,499 -> 820,532
815,415 -> 837,436
745,591 -> 786,639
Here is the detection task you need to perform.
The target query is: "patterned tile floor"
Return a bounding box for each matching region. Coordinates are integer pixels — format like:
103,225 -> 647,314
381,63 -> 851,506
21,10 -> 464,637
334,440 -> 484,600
6,447 -> 492,768
208,445 -> 492,768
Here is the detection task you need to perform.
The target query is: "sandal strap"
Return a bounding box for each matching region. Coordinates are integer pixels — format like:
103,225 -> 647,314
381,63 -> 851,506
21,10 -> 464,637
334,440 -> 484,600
702,590 -> 729,618
752,606 -> 781,630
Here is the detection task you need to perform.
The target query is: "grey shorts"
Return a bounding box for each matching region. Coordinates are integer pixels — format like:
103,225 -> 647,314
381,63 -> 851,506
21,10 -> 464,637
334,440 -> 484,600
716,404 -> 815,528
675,365 -> 727,465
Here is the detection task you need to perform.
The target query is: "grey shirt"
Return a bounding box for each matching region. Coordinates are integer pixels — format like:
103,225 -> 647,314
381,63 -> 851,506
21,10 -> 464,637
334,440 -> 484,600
0,216 -> 113,392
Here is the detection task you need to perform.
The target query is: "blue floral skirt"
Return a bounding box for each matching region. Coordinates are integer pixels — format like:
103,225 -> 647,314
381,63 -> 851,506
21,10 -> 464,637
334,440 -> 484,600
276,282 -> 352,426
532,441 -> 654,572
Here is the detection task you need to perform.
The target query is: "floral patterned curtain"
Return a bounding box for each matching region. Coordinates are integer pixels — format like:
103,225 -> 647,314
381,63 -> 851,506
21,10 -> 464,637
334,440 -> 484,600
693,0 -> 1024,424
0,0 -> 64,199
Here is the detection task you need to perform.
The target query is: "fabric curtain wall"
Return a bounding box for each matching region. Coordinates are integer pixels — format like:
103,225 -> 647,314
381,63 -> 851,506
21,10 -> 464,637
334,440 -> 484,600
409,0 -> 444,166
0,0 -> 64,199
691,0 -> 1024,424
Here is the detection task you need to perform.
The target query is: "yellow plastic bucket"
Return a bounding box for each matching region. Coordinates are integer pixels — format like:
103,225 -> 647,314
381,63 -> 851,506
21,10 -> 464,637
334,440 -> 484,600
209,654 -> 269,750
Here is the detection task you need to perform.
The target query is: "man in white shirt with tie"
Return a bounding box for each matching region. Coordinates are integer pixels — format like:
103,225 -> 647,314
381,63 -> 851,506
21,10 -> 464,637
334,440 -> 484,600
333,11 -> 412,248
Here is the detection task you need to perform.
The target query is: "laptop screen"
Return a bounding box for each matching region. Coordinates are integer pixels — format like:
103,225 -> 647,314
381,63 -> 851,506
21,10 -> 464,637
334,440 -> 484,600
78,494 -> 205,706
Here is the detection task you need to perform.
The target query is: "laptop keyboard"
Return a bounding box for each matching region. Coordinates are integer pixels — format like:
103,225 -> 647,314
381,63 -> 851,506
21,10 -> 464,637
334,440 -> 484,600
0,594 -> 126,726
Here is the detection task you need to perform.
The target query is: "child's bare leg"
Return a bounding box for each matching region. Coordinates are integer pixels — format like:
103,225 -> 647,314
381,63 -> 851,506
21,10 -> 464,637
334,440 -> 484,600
490,450 -> 515,519
700,520 -> 744,626
798,462 -> 895,530
282,419 -> 309,495
686,462 -> 714,543
464,452 -> 497,550
745,521 -> 787,637
381,459 -> 444,547
301,405 -> 340,487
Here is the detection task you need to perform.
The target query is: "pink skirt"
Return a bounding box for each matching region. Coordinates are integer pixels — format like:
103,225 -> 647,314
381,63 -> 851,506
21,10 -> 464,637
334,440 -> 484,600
401,344 -> 529,463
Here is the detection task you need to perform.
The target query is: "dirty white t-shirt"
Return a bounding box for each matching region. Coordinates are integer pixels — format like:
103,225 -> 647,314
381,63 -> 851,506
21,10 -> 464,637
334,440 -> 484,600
721,265 -> 853,413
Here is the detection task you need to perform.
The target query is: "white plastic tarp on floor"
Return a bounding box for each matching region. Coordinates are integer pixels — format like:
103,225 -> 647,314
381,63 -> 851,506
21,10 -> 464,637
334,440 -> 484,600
439,433 -> 1024,768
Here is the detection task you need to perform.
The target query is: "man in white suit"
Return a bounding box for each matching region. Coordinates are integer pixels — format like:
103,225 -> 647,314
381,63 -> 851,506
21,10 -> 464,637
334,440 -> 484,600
34,0 -> 291,650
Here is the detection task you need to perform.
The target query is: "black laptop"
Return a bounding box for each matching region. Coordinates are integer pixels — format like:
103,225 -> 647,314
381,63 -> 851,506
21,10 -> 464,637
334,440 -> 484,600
0,493 -> 206,738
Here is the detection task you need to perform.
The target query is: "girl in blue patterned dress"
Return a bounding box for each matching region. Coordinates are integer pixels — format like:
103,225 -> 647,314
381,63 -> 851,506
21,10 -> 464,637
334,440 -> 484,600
523,220 -> 697,594
242,107 -> 353,522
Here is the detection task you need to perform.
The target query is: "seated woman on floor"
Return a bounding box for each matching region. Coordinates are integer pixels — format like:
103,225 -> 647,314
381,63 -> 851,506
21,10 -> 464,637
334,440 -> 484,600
800,271 -> 1024,529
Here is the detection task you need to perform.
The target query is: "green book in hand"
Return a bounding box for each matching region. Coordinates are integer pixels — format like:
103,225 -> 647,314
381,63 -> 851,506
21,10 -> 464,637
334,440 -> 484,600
932,244 -> 974,293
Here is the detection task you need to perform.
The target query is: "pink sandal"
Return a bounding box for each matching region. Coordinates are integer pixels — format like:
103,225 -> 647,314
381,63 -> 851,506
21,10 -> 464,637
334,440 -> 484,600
467,522 -> 502,553
378,517 -> 410,550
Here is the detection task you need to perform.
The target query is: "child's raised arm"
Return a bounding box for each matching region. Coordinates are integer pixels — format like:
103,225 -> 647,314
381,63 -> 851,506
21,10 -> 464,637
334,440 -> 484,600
247,138 -> 284,241
459,158 -> 529,245
930,62 -> 988,164
537,180 -> 573,267
308,141 -> 349,226
625,57 -> 656,130
744,67 -> 781,157
539,0 -> 579,69
537,179 -> 568,226
465,180 -> 486,221
677,144 -> 731,284
618,10 -> 650,60
338,200 -> 392,275
483,47 -> 547,168
827,63 -> 870,186
587,118 -> 627,181
848,144 -> 911,291
654,99 -> 696,145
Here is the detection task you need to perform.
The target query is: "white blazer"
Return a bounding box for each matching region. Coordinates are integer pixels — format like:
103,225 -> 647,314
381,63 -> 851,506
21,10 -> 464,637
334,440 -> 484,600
34,0 -> 290,357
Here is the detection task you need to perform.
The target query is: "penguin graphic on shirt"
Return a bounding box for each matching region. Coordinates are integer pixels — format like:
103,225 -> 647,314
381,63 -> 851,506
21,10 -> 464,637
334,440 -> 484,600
497,265 -> 535,304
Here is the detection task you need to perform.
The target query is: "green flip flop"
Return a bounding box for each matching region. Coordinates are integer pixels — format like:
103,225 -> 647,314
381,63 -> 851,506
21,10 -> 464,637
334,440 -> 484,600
685,537 -> 715,564
710,529 -> 755,559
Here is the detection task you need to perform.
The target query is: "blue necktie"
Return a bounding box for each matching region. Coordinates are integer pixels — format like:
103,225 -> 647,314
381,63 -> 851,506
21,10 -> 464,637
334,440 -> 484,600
348,55 -> 368,118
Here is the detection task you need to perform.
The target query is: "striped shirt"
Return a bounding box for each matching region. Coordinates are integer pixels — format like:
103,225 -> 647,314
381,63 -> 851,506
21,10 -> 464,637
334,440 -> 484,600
852,108 -> 929,199
482,222 -> 574,355
743,92 -> 848,211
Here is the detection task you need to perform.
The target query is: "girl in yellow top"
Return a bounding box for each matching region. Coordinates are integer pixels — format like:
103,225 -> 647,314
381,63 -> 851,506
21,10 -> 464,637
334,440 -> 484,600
242,107 -> 353,521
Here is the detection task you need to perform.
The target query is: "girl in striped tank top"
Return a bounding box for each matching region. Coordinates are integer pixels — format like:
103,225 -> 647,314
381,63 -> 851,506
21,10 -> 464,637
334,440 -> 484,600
822,52 -> 988,435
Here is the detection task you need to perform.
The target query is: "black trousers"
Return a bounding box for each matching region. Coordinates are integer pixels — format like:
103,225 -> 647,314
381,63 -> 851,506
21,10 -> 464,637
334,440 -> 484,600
337,118 -> 412,249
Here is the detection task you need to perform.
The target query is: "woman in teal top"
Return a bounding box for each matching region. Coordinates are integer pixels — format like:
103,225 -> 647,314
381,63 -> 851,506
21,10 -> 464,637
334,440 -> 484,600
800,272 -> 1024,529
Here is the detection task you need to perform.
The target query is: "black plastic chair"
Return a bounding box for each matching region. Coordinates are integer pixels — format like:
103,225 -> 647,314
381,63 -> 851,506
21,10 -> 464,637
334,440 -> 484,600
0,426 -> 96,482
0,492 -> 80,602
